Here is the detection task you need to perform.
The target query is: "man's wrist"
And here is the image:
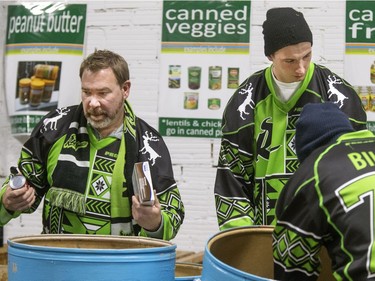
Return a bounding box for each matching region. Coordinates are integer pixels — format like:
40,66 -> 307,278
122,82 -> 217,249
144,215 -> 164,239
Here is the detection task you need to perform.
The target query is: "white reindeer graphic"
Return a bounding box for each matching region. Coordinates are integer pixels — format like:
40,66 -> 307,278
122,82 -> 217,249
327,75 -> 348,108
41,107 -> 70,132
237,83 -> 255,120
140,131 -> 161,166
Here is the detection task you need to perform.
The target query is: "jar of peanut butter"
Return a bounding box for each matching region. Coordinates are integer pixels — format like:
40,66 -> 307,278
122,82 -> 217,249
18,78 -> 31,105
42,79 -> 55,103
34,64 -> 59,80
30,79 -> 45,107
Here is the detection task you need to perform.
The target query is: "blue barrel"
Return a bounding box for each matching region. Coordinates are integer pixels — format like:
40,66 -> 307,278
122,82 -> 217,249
201,226 -> 275,281
7,234 -> 176,281
175,262 -> 202,281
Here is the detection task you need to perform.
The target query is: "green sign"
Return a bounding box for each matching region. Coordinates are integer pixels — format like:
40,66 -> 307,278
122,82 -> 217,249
162,0 -> 250,43
158,1 -> 251,138
346,1 -> 375,54
162,0 -> 251,54
5,3 -> 87,140
10,115 -> 44,134
159,117 -> 222,138
6,4 -> 86,45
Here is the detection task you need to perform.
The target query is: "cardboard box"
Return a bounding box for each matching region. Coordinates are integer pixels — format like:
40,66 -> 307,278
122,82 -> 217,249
132,161 -> 155,205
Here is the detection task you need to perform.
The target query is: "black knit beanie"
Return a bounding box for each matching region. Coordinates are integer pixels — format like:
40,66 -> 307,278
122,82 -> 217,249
296,103 -> 354,163
262,7 -> 313,56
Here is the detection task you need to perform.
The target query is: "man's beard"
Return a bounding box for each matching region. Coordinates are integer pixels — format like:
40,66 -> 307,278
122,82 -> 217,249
86,109 -> 113,129
87,115 -> 112,129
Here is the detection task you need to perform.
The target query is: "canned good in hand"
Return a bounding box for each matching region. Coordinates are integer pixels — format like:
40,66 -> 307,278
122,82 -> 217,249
9,167 -> 26,190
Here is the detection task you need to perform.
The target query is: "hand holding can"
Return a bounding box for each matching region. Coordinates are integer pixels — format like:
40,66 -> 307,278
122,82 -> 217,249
9,166 -> 26,190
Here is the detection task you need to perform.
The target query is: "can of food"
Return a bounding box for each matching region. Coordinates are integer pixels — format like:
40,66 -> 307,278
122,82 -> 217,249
184,92 -> 199,110
208,98 -> 221,110
188,67 -> 201,90
18,78 -> 31,105
359,92 -> 371,111
358,87 -> 369,111
362,94 -> 370,111
209,66 -> 222,90
371,61 -> 375,84
371,93 -> 375,112
227,67 -> 239,89
168,65 -> 181,89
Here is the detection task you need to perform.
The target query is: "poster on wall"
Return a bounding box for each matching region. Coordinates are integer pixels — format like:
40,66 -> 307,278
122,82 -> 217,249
345,0 -> 375,131
158,0 -> 251,138
5,3 -> 86,141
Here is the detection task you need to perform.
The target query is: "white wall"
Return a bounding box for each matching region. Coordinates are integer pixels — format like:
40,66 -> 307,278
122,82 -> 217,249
0,0 -> 348,253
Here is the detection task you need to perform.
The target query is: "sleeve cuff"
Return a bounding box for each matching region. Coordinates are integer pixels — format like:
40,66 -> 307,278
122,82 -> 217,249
143,214 -> 164,239
0,204 -> 17,225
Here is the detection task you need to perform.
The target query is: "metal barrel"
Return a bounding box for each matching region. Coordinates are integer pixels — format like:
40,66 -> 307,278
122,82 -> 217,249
200,226 -> 335,281
201,226 -> 275,281
7,234 -> 176,281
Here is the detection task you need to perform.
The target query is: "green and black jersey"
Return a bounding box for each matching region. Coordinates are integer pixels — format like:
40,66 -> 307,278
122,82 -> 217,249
273,130 -> 375,280
0,102 -> 184,241
214,63 -> 367,229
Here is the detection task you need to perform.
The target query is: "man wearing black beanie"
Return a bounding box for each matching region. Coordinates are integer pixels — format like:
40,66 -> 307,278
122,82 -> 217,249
273,102 -> 375,280
214,7 -> 367,229
263,7 -> 313,57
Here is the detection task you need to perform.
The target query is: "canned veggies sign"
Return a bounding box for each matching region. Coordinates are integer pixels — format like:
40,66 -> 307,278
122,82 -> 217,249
158,0 -> 251,138
161,0 -> 250,54
162,1 -> 249,42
